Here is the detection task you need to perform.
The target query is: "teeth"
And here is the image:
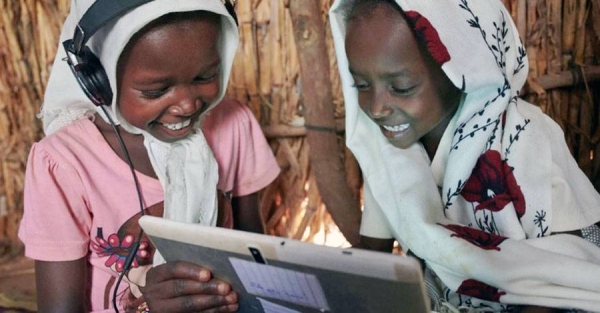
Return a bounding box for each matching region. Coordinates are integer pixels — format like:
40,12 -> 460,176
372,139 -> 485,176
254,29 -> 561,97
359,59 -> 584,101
162,119 -> 191,131
382,123 -> 409,132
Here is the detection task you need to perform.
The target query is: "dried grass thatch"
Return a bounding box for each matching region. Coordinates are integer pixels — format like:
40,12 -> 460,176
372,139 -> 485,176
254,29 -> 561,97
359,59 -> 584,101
1,0 -> 600,259
0,0 -> 70,261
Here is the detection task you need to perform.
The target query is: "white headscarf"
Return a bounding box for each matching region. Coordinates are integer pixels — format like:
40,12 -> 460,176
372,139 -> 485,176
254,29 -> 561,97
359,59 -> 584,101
330,0 -> 600,310
40,0 -> 239,255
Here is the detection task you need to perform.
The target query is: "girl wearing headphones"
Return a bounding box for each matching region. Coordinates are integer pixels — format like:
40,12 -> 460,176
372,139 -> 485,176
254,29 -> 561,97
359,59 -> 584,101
19,0 -> 279,312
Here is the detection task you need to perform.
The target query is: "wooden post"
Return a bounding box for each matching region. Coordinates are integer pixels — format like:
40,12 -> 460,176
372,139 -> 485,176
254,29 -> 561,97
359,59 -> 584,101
288,0 -> 361,245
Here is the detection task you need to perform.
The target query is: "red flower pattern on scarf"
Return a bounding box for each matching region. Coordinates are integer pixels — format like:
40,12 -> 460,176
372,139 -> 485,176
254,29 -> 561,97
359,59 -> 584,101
456,279 -> 506,302
440,223 -> 507,251
462,150 -> 526,218
405,11 -> 451,65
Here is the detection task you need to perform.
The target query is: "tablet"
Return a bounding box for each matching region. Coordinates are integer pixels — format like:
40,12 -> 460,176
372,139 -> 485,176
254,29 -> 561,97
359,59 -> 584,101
139,215 -> 430,313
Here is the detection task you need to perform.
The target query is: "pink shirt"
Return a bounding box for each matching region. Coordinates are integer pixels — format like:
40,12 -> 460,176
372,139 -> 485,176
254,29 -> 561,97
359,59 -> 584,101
18,98 -> 279,312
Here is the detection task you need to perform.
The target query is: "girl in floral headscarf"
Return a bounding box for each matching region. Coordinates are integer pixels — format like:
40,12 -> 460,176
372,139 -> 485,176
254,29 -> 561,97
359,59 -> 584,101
330,0 -> 600,311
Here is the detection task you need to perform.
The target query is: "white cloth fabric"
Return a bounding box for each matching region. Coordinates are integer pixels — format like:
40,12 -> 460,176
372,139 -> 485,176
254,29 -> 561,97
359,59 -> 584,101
330,0 -> 600,311
40,0 -> 239,264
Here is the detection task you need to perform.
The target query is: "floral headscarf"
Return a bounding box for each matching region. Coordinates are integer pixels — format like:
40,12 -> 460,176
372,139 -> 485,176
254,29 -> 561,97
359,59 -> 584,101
330,0 -> 600,310
40,0 -> 239,264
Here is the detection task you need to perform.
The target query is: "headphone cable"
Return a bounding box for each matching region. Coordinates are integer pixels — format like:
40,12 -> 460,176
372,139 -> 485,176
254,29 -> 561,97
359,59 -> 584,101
99,106 -> 146,313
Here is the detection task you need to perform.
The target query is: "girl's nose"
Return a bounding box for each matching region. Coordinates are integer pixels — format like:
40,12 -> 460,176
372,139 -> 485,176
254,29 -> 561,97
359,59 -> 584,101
170,86 -> 200,116
366,89 -> 393,119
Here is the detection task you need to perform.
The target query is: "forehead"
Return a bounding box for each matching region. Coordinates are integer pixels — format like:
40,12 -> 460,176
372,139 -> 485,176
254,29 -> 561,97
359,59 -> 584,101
345,0 -> 402,21
116,17 -> 223,87
122,13 -> 221,56
344,5 -> 422,74
119,14 -> 221,67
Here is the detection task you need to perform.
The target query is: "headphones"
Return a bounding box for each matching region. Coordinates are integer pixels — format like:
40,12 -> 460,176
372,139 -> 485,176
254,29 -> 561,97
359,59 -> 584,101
63,0 -> 238,107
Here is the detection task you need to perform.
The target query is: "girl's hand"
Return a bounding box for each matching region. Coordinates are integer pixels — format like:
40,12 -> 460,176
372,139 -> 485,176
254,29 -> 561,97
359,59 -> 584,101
140,261 -> 238,312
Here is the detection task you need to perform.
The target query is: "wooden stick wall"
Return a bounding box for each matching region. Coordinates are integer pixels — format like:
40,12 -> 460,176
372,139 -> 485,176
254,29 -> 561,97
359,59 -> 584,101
502,0 -> 600,183
1,0 -> 600,259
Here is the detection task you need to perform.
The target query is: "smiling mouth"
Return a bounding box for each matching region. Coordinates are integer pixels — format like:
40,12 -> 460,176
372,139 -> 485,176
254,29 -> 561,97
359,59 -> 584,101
381,123 -> 410,132
160,119 -> 192,131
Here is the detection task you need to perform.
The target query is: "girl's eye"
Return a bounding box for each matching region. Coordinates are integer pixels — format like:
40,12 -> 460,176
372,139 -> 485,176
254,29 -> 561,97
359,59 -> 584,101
391,85 -> 416,96
351,82 -> 370,91
194,72 -> 218,83
140,87 -> 168,99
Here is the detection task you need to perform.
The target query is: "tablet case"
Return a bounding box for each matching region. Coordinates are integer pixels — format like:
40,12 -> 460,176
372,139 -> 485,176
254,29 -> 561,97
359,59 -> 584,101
139,215 -> 430,313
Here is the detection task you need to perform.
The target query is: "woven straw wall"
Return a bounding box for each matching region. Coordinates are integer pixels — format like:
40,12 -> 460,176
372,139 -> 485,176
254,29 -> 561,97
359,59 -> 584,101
1,0 -> 599,260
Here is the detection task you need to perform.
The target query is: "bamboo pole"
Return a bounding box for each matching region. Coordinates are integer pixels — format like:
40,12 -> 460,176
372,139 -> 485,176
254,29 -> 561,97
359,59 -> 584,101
547,0 -> 564,134
228,38 -> 249,103
523,65 -> 600,93
283,8 -> 300,123
562,0 -> 581,150
573,0 -> 588,65
594,82 -> 600,190
574,0 -> 590,169
525,0 -> 543,110
536,2 -> 548,77
293,173 -> 320,240
591,0 -> 600,188
562,1 -> 578,56
238,0 -> 261,118
593,1 -> 600,44
269,0 -> 284,125
256,0 -> 272,105
516,0 -> 527,39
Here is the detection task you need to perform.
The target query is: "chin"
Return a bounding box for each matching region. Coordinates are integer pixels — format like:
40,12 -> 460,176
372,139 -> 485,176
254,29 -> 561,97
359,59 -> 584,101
389,140 -> 413,150
150,131 -> 192,143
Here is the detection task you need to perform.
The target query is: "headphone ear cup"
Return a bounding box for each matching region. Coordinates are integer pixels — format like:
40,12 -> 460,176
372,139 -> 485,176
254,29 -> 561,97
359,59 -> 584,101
76,46 -> 113,106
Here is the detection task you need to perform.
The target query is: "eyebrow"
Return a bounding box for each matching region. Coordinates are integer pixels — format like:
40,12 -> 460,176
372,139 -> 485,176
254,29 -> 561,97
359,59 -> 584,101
348,67 -> 411,78
201,59 -> 222,72
135,59 -> 222,85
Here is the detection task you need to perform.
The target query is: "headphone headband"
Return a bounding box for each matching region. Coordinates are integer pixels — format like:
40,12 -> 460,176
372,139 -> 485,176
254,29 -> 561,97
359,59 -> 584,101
222,0 -> 238,25
69,0 -> 154,54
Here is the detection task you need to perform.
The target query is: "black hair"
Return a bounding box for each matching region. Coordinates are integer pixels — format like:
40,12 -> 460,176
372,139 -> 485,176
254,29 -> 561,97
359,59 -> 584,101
152,10 -> 219,29
116,10 -> 222,83
343,0 -> 404,23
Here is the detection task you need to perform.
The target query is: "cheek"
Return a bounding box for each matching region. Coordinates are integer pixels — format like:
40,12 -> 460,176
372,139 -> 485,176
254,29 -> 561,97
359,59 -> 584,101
423,82 -> 449,113
431,89 -> 459,125
433,72 -> 460,114
117,92 -> 138,120
427,100 -> 448,125
356,94 -> 371,115
199,82 -> 221,102
118,93 -> 153,126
